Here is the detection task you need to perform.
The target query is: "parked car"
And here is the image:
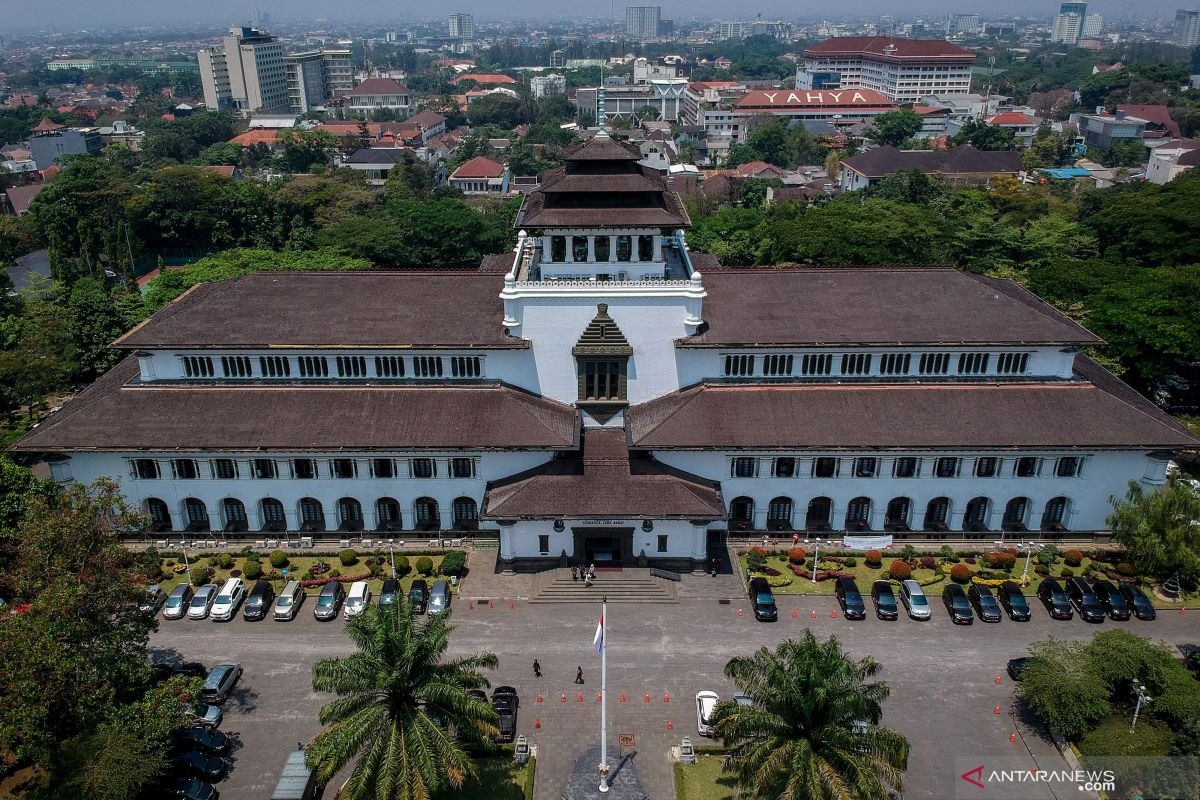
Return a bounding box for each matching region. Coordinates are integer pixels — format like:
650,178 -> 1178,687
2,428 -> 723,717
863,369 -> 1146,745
942,584 -> 974,625
140,584 -> 167,615
174,727 -> 231,756
733,692 -> 753,707
747,576 -> 778,621
273,580 -> 304,621
871,581 -> 899,620
408,579 -> 428,613
187,584 -> 219,620
313,581 -> 345,621
834,577 -> 866,620
468,689 -> 488,703
241,580 -> 274,621
998,582 -> 1031,621
695,690 -> 719,737
171,751 -> 226,782
1006,657 -> 1032,681
159,776 -> 219,800
1037,578 -> 1073,620
491,687 -> 519,743
163,584 -> 194,621
1065,577 -> 1105,623
1092,580 -> 1131,621
968,584 -> 1002,623
188,703 -> 223,729
427,580 -> 451,616
899,579 -> 932,620
1118,582 -> 1157,620
209,578 -> 246,622
379,578 -> 400,608
199,662 -> 242,705
150,661 -> 207,685
343,581 -> 372,619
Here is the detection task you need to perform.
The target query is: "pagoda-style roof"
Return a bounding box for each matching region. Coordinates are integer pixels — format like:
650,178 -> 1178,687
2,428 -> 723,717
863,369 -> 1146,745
30,117 -> 65,133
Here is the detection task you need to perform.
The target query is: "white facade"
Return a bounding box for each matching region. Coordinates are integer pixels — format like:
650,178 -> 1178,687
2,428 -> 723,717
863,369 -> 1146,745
625,6 -> 662,41
199,26 -> 288,114
1177,9 -> 1200,48
796,50 -> 974,104
448,13 -> 475,41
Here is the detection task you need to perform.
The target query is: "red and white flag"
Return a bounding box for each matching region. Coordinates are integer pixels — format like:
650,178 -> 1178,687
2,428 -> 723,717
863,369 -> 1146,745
593,610 -> 605,656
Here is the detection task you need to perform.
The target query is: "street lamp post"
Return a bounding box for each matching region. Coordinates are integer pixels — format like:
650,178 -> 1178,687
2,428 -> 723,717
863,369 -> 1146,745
1132,682 -> 1153,729
388,539 -> 396,579
182,548 -> 193,584
811,537 -> 822,584
1020,541 -> 1042,584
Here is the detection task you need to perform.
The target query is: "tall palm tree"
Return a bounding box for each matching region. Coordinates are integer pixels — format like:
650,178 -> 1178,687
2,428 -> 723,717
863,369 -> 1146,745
711,631 -> 909,800
305,600 -> 499,800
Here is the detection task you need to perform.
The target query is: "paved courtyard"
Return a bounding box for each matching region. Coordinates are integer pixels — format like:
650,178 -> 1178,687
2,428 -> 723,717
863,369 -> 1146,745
149,572 -> 1200,800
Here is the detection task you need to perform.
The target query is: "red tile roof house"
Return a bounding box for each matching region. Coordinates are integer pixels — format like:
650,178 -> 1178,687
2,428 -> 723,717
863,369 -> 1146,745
449,156 -> 510,195
346,78 -> 412,117
985,111 -> 1042,146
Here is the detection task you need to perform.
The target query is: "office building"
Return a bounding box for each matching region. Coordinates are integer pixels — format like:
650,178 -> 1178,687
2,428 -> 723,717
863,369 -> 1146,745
284,49 -> 353,113
448,13 -> 475,41
26,117 -> 102,170
1051,2 -> 1088,44
550,50 -> 567,68
626,6 -> 662,41
1083,14 -> 1104,36
720,21 -> 751,40
946,14 -> 981,36
199,26 -> 288,114
530,73 -> 567,98
797,37 -> 976,104
1174,8 -> 1200,47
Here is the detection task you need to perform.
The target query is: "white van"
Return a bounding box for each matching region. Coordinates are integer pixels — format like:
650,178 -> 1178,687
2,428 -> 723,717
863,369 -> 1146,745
210,577 -> 246,621
343,580 -> 372,619
274,580 -> 304,621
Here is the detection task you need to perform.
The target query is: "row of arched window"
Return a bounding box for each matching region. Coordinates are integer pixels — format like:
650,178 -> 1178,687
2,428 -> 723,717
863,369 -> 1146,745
144,495 -> 480,533
729,495 -> 1071,533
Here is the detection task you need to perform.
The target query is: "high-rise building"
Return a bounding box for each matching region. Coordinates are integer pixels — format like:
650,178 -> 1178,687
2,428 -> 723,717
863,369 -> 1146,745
284,49 -> 353,113
448,13 -> 475,41
198,26 -> 288,114
625,6 -> 662,41
946,14 -> 981,36
550,50 -> 567,68
1082,14 -> 1103,36
1175,8 -> 1200,47
796,37 -> 976,104
719,21 -> 750,40
1051,2 -> 1088,44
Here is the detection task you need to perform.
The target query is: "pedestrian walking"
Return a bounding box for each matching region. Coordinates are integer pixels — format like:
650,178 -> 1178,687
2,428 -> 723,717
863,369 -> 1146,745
575,666 -> 585,684
533,659 -> 542,678
571,565 -> 578,581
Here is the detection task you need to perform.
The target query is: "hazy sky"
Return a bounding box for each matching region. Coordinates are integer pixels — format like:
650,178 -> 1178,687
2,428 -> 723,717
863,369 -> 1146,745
4,0 -> 1181,34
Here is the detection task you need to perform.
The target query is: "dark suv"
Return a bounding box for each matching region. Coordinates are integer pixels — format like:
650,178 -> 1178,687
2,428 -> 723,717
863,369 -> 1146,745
1118,582 -> 1157,620
1065,577 -> 1106,623
1091,579 -> 1131,620
967,584 -> 1002,622
834,577 -> 866,620
998,581 -> 1031,621
943,584 -> 974,624
748,577 -> 778,621
1037,578 -> 1073,620
408,579 -> 428,614
871,581 -> 898,620
241,579 -> 274,621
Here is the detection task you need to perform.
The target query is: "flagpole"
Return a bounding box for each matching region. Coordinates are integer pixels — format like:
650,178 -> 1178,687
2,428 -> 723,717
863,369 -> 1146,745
599,595 -> 609,792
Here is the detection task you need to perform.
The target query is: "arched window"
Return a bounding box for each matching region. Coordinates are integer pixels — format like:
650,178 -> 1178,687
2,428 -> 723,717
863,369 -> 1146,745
184,498 -> 209,531
1041,497 -> 1069,531
846,497 -> 872,531
260,498 -> 286,532
338,497 -> 364,531
1003,497 -> 1029,531
805,497 -> 831,530
885,497 -> 911,530
376,497 -> 402,531
453,497 -> 479,530
729,497 -> 754,529
299,497 -> 325,531
963,497 -> 990,531
222,498 -> 247,532
145,498 -> 172,531
415,497 -> 440,530
923,497 -> 950,531
767,497 -> 793,530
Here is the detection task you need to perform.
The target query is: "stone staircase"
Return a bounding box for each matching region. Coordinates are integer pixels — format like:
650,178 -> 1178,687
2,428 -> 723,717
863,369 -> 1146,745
528,568 -> 679,604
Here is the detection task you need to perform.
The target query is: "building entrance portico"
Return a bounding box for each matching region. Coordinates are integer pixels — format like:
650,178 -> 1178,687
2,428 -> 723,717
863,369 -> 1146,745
573,527 -> 634,565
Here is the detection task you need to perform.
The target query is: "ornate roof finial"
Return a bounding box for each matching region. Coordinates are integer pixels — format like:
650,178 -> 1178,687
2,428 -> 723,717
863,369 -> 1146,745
596,61 -> 609,139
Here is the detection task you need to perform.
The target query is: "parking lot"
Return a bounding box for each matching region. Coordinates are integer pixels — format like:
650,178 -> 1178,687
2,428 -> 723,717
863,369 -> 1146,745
150,582 -> 1200,800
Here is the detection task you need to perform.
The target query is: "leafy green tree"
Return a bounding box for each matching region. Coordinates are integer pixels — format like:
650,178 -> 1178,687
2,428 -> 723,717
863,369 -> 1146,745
949,119 -> 1017,150
191,141 -> 244,166
1108,476 -> 1200,588
141,111 -> 237,163
48,722 -> 170,800
67,277 -> 124,381
0,293 -> 75,419
1018,638 -> 1110,739
467,94 -> 523,128
864,110 -> 924,147
765,198 -> 939,265
384,158 -> 436,201
862,168 -> 946,204
1079,173 -> 1200,267
305,602 -> 499,800
277,130 -> 336,173
711,632 -> 909,800
272,170 -> 379,229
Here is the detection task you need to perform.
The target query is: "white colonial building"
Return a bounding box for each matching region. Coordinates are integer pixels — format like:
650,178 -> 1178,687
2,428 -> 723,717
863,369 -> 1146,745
11,134 -> 1196,570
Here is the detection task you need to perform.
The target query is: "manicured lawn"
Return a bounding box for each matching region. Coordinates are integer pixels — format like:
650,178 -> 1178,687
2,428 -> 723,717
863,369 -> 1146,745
435,756 -> 534,800
675,753 -> 738,800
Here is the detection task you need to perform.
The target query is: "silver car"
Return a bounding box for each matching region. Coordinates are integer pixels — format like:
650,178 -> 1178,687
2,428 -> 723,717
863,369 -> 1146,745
187,584 -> 219,620
163,584 -> 194,620
900,579 -> 932,620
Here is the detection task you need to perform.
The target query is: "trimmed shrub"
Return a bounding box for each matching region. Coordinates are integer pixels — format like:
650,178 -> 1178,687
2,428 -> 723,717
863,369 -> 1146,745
300,570 -> 314,581
415,556 -> 434,576
269,550 -> 288,568
746,551 -> 767,573
865,550 -> 882,567
328,568 -> 342,579
938,545 -> 956,561
395,555 -> 411,576
950,564 -> 972,584
215,553 -> 233,570
338,548 -> 358,567
843,557 -> 857,567
889,560 -> 912,581
750,546 -> 768,556
1034,564 -> 1050,576
787,547 -> 806,564
440,550 -> 467,576
1116,562 -> 1135,576
1064,549 -> 1084,567
1059,568 -> 1075,578
919,555 -> 936,570
984,551 -> 1016,570
243,560 -> 263,580
245,551 -> 261,562
764,574 -> 793,587
963,556 -> 977,565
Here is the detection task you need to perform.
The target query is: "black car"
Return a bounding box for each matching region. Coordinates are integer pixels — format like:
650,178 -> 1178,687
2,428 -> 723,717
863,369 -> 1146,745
491,688 -> 519,743
160,776 -> 219,800
998,582 -> 1031,621
1065,577 -> 1106,623
943,584 -> 974,624
1037,578 -> 1073,620
968,584 -> 1002,622
468,689 -> 488,703
1006,657 -> 1032,681
171,751 -> 227,782
379,578 -> 400,608
748,577 -> 778,621
1118,582 -> 1157,620
871,581 -> 899,621
1092,580 -> 1131,621
151,661 -> 208,684
834,577 -> 866,620
174,727 -> 231,756
241,580 -> 274,621
408,579 -> 428,614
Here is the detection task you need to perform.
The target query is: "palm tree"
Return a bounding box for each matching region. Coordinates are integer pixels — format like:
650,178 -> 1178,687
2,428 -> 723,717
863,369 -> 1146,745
305,600 -> 499,800
711,631 -> 909,800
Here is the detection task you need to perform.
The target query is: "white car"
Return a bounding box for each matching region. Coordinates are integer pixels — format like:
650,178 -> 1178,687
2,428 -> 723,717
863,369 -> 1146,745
187,584 -> 219,620
900,579 -> 932,620
209,578 -> 246,622
343,580 -> 372,619
695,690 -> 719,737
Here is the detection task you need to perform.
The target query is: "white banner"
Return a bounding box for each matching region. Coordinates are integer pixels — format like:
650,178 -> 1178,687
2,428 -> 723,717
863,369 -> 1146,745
842,535 -> 894,550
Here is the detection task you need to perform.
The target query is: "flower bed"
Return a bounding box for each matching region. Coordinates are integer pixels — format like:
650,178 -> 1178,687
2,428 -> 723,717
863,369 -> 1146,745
787,563 -> 855,581
299,570 -> 374,588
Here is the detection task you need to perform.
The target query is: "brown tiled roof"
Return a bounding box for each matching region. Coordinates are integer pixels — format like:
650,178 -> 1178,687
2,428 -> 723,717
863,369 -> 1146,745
841,145 -> 1023,178
30,116 -> 65,133
1116,105 -> 1181,138
116,272 -> 525,349
538,168 -> 666,193
405,110 -> 446,129
5,184 -> 45,215
451,156 -> 506,179
561,136 -> 643,162
482,427 -> 725,519
628,369 -> 1198,451
517,194 -> 691,228
11,359 -> 578,453
348,78 -> 410,96
682,268 -> 1101,347
805,37 -> 975,60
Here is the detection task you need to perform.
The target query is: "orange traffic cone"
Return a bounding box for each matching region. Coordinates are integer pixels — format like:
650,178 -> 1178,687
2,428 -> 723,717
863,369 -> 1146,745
620,693 -> 626,703
995,676 -> 1002,685
596,693 -> 602,702
508,601 -> 514,610
537,694 -> 543,703
811,609 -> 817,619
667,720 -> 673,731
488,599 -> 494,609
535,718 -> 541,729
1009,732 -> 1016,743
664,693 -> 670,703
792,610 -> 798,619
736,608 -> 743,616
994,706 -> 1001,716
644,693 -> 651,702
831,610 -> 838,618
578,693 -> 584,702
468,601 -> 474,610
560,693 -> 567,703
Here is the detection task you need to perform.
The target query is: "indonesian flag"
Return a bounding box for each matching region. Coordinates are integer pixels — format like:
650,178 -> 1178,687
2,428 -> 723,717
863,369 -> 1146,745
593,610 -> 605,656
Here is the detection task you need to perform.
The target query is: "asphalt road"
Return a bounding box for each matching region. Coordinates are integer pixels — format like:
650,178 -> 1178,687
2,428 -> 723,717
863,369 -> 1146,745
150,594 -> 1200,800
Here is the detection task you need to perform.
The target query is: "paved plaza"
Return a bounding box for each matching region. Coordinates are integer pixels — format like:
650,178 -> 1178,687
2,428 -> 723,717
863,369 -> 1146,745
149,562 -> 1200,800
